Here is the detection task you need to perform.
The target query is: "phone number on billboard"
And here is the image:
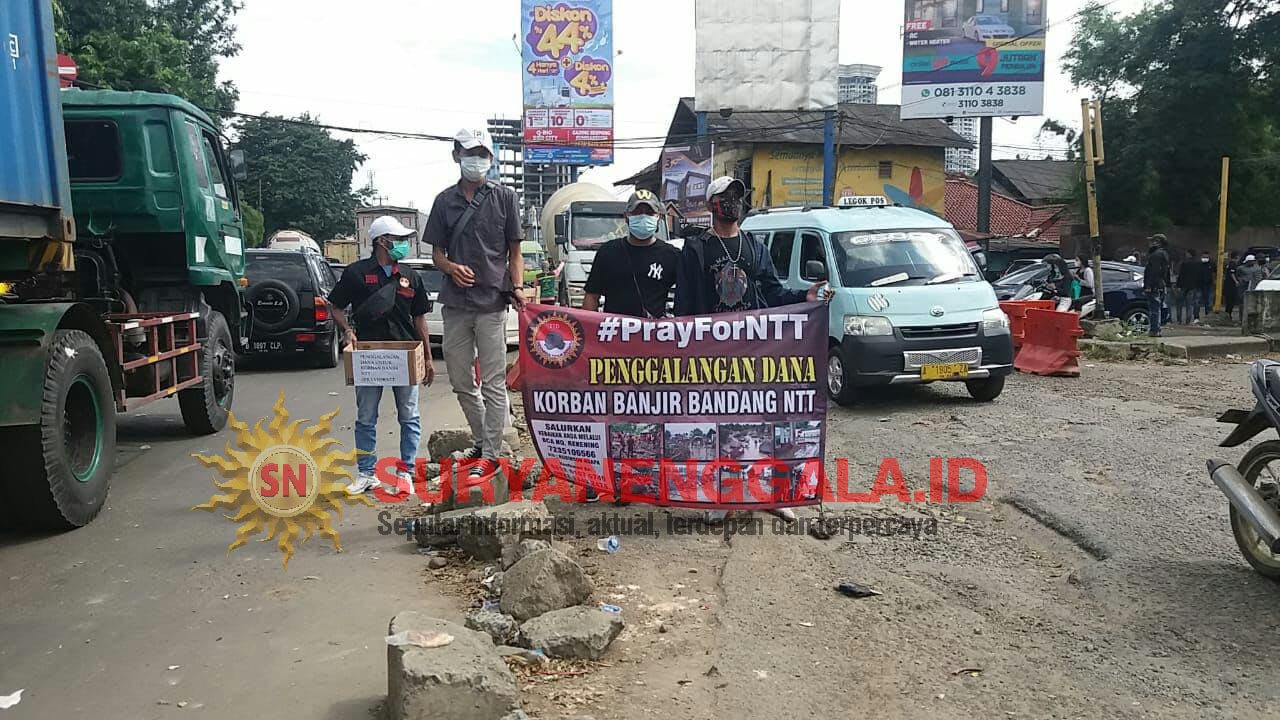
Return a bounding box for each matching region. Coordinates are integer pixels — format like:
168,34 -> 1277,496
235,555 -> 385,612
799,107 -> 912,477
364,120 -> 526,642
929,85 -> 1029,98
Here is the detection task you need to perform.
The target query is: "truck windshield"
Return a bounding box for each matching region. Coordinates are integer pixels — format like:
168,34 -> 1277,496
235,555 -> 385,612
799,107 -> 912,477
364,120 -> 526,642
571,215 -> 627,249
833,229 -> 981,288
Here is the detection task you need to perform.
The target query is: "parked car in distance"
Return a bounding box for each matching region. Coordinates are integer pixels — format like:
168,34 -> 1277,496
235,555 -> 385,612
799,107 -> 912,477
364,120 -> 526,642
399,259 -> 519,347
242,248 -> 341,367
993,259 -> 1169,328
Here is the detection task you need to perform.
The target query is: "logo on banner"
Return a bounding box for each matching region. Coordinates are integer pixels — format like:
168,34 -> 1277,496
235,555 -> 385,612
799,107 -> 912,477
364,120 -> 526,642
526,310 -> 585,369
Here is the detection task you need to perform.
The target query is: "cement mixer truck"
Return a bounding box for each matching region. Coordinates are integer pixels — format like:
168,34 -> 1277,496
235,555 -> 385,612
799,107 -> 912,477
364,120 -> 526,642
540,182 -> 668,308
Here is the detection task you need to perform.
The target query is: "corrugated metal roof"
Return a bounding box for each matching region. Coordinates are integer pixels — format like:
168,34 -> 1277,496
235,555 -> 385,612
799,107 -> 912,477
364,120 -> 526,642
992,159 -> 1080,203
677,97 -> 970,149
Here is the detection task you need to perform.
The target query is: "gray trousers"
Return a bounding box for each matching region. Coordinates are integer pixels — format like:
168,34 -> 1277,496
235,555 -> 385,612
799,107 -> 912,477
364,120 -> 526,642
442,305 -> 509,459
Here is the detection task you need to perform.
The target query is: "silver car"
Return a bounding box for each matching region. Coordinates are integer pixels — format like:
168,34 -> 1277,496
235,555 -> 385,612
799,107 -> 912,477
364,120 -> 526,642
962,14 -> 1015,41
399,259 -> 519,347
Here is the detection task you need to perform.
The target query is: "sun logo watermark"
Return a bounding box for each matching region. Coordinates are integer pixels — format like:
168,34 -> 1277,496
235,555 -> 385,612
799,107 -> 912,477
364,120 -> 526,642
192,392 -> 371,568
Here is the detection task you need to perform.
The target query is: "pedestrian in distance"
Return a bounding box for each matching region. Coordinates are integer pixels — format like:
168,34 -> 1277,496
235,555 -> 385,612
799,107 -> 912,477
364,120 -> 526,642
582,188 -> 681,504
1238,254 -> 1264,324
1143,234 -> 1172,337
1174,249 -> 1198,324
329,216 -> 436,495
673,176 -> 831,524
1224,251 -> 1241,320
426,128 -> 526,480
1198,250 -> 1215,317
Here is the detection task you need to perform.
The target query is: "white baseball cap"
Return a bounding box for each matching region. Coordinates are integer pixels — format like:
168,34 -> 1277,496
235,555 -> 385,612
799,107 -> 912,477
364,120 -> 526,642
454,128 -> 495,155
706,176 -> 746,200
368,216 -> 417,241
1246,254 -> 1257,262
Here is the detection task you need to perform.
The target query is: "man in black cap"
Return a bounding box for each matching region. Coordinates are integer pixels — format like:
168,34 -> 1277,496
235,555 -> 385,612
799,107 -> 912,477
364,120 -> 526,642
1143,234 -> 1172,336
583,189 -> 679,319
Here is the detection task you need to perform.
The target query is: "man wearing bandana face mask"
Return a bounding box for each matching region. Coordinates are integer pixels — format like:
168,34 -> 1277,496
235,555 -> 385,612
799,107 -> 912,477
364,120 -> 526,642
329,216 -> 435,495
426,128 -> 525,478
673,177 -> 828,524
674,176 -> 828,316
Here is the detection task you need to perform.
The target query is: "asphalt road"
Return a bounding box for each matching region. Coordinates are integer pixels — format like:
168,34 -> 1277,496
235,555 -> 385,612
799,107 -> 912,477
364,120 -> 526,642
0,356 -> 473,719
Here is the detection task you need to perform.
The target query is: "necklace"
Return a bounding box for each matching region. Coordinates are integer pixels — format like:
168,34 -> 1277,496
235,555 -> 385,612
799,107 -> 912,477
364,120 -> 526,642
715,232 -> 743,266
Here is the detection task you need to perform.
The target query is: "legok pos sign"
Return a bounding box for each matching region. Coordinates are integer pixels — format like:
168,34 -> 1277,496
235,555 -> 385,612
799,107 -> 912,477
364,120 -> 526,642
520,0 -> 614,165
518,304 -> 829,509
900,0 -> 1047,119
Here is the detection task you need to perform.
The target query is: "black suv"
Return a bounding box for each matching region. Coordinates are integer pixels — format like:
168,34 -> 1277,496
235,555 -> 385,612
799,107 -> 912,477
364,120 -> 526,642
243,248 -> 340,367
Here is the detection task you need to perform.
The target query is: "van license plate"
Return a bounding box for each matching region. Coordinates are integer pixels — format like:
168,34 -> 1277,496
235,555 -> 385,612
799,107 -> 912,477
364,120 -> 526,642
920,363 -> 969,380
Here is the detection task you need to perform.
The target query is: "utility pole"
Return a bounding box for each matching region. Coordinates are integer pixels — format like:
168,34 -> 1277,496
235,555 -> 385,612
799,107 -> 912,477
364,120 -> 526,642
976,117 -> 993,233
822,109 -> 837,206
1214,156 -> 1230,312
1080,99 -> 1105,318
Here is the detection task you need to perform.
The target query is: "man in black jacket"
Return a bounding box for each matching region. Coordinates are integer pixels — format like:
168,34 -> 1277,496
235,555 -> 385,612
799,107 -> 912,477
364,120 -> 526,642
673,176 -> 828,524
1143,234 -> 1172,336
673,177 -> 827,315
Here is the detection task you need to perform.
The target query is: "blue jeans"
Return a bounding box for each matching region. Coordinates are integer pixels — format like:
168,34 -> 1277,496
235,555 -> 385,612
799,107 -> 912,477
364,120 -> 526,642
1147,292 -> 1164,336
354,385 -> 421,475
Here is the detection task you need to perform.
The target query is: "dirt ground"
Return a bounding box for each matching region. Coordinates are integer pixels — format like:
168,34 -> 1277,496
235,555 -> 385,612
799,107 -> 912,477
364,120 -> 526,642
430,357 -> 1280,720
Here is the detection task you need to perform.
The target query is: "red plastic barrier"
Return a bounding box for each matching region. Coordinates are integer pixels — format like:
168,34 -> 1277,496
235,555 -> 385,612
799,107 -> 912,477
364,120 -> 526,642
506,355 -> 523,391
1014,308 -> 1084,377
998,300 -> 1056,352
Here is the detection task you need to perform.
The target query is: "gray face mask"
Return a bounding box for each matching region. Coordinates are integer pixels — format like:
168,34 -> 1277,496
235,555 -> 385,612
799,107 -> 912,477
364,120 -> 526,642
460,156 -> 492,182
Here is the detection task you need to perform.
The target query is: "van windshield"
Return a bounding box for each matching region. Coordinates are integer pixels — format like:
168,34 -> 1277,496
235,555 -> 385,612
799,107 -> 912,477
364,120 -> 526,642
832,229 -> 981,288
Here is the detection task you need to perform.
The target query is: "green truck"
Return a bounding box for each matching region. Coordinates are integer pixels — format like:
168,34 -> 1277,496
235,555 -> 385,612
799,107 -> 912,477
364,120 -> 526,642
1,0 -> 249,529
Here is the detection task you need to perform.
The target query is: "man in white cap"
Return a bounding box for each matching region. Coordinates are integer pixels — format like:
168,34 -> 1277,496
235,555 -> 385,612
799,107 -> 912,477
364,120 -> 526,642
329,216 -> 436,494
674,176 -> 827,316
426,129 -> 525,478
673,176 -> 828,524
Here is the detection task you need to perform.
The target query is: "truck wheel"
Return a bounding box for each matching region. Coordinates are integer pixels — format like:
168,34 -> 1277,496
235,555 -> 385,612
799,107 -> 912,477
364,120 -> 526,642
966,375 -> 1005,402
180,310 -> 234,435
11,330 -> 117,530
827,346 -> 859,407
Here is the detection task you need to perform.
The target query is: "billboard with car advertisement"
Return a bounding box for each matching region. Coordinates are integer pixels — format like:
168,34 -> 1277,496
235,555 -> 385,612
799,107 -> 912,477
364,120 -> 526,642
900,0 -> 1046,119
521,0 -> 615,165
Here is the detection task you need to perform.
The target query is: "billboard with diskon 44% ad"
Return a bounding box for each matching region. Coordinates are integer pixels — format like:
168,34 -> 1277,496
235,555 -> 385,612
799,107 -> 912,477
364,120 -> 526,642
520,0 -> 614,165
900,0 -> 1047,119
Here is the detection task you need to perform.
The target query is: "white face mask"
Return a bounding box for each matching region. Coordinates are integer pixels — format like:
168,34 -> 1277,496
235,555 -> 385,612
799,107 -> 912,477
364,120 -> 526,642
460,156 -> 492,182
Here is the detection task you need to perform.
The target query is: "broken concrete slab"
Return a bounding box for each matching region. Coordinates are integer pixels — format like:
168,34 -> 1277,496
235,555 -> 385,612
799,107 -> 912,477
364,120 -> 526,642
386,612 -> 520,720
457,501 -> 552,562
1155,334 -> 1270,359
521,606 -> 624,660
428,428 -> 475,462
500,549 -> 594,621
502,539 -> 551,571
465,610 -> 523,646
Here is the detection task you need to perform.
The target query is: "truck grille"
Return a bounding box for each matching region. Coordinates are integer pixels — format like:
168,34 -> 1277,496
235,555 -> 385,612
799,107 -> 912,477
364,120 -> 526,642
903,347 -> 982,368
900,322 -> 979,340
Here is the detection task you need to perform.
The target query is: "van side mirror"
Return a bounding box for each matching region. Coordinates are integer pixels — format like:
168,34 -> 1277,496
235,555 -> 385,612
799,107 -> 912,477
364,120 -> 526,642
229,149 -> 248,181
803,260 -> 827,282
553,215 -> 568,246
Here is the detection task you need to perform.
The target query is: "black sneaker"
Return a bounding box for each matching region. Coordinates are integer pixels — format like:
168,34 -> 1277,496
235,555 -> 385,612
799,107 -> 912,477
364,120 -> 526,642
458,445 -> 483,461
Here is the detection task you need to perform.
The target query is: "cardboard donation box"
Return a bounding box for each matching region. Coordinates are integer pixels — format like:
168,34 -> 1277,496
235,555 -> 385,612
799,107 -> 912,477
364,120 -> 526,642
344,341 -> 426,386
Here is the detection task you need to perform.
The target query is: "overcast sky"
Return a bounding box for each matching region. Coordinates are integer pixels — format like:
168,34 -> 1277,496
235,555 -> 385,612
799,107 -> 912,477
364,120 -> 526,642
220,0 -> 1142,214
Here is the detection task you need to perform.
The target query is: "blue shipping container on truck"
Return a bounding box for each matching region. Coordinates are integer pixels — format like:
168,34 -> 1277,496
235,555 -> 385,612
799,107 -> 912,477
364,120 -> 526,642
0,0 -> 72,233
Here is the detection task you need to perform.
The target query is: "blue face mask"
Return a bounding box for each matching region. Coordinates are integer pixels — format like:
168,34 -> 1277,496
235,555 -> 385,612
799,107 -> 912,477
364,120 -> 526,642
628,215 -> 659,240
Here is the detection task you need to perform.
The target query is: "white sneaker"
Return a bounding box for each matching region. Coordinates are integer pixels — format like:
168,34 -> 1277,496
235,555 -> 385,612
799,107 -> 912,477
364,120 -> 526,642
766,507 -> 797,522
347,472 -> 379,495
383,470 -> 413,497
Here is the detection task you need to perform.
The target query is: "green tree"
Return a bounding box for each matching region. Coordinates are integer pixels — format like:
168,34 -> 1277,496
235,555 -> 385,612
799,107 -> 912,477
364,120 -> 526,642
1060,0 -> 1280,229
56,0 -> 240,111
241,204 -> 265,248
233,115 -> 371,241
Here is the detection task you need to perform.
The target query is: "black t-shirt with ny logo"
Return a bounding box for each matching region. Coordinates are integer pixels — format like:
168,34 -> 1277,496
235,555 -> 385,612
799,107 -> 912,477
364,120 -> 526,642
584,236 -> 681,318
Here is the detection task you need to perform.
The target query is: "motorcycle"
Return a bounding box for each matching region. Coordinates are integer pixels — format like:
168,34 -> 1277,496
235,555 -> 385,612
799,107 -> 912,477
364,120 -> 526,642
1210,359 -> 1280,578
1010,281 -> 1098,317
